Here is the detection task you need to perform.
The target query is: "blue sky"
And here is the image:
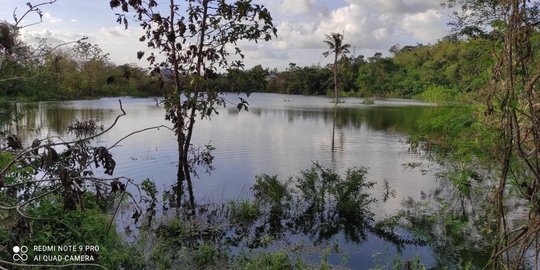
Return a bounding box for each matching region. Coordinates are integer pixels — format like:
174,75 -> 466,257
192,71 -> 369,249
0,0 -> 451,70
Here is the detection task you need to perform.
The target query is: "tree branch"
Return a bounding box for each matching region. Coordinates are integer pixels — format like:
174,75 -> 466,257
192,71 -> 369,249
0,99 -> 126,179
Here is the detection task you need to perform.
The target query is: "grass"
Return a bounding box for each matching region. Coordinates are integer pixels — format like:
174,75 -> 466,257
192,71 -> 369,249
227,200 -> 261,225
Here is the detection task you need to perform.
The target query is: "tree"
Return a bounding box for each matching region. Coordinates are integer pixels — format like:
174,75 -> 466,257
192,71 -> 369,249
444,0 -> 540,268
1,1 -> 66,79
1,1 -> 87,92
40,48 -> 79,97
323,33 -> 351,103
72,41 -> 110,96
388,44 -> 401,56
110,0 -> 276,209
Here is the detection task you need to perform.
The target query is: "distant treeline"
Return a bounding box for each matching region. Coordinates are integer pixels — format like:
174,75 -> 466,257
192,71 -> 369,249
212,34 -> 498,100
0,40 -> 163,101
1,32 -> 503,101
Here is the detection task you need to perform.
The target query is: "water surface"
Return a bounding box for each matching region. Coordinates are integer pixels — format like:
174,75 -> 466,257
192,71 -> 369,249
4,93 -> 442,268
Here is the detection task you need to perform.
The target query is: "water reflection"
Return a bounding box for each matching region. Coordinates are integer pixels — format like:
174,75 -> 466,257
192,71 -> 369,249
2,94 -> 440,214
1,94 -> 442,268
139,164 -> 431,269
237,104 -> 433,134
1,102 -> 113,142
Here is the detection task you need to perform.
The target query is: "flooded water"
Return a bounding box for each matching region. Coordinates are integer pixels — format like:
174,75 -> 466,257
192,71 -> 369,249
3,93 -> 443,268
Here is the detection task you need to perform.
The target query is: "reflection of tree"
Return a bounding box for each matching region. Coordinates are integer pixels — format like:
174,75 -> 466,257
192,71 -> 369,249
331,104 -> 336,151
140,164 -> 425,269
1,102 -> 113,143
375,165 -> 494,268
289,164 -> 375,243
238,105 -> 436,135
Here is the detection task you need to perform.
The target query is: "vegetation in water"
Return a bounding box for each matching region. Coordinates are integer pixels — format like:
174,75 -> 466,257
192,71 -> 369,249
133,164 -> 425,269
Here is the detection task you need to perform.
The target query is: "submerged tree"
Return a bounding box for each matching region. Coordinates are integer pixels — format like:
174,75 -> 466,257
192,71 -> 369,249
323,32 -> 351,103
110,0 -> 277,209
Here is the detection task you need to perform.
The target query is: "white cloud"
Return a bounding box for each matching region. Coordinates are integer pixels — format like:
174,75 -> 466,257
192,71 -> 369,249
402,9 -> 447,41
279,0 -> 317,15
350,0 -> 440,14
43,12 -> 62,24
19,28 -> 82,46
372,28 -> 390,40
238,0 -> 450,68
3,0 -> 451,70
19,25 -> 152,66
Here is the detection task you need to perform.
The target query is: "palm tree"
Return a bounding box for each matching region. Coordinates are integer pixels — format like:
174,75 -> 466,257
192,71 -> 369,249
323,33 -> 351,103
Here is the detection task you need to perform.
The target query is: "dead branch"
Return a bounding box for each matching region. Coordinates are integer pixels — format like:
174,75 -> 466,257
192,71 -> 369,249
107,125 -> 174,150
12,1 -> 58,29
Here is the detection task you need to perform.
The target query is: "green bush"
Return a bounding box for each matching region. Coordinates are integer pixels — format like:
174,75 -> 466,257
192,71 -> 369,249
415,85 -> 458,103
14,196 -> 145,269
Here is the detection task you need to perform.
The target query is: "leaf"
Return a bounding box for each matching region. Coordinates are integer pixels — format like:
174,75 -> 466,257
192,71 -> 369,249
6,135 -> 21,150
93,147 -> 116,175
109,0 -> 120,8
137,51 -> 144,60
132,210 -> 141,223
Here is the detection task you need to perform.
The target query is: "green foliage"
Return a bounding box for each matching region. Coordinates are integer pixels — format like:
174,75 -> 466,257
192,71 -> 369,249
391,255 -> 426,270
290,164 -> 377,243
141,178 -> 158,201
0,42 -> 163,100
203,35 -> 498,99
252,174 -> 291,207
1,30 -> 502,102
227,200 -> 261,225
1,195 -> 144,269
193,243 -> 218,268
362,98 -> 375,105
233,252 -> 304,270
414,85 -> 458,103
136,164 -> 397,269
266,65 -> 332,95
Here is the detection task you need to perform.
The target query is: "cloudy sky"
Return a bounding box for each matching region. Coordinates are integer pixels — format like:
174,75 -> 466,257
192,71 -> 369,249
0,0 -> 452,70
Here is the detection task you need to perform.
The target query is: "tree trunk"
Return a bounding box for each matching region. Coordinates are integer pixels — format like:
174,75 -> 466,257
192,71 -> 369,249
334,53 -> 338,103
168,0 -> 186,208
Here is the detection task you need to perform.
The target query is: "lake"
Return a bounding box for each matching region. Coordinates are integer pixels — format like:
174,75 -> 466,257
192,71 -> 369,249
3,93 -> 443,268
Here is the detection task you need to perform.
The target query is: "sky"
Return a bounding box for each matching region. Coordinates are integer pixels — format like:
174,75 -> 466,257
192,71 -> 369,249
0,0 -> 452,70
